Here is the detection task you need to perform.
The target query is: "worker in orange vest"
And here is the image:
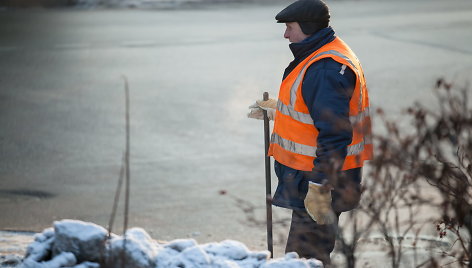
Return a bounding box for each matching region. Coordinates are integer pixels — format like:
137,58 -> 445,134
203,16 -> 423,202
248,0 -> 373,265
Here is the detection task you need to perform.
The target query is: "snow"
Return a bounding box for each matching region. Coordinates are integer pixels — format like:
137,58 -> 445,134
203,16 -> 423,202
24,233 -> 54,262
11,219 -> 323,268
52,220 -> 107,263
106,228 -> 160,268
0,221 -> 460,268
0,255 -> 22,267
23,252 -> 77,268
164,239 -> 198,252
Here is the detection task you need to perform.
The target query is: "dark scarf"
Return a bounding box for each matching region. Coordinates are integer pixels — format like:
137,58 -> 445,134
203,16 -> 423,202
283,27 -> 336,79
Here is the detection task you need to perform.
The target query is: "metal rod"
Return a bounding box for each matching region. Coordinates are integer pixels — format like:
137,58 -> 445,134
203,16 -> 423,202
262,92 -> 273,258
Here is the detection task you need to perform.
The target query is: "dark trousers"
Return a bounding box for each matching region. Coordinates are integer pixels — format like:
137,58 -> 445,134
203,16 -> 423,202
276,165 -> 362,265
285,209 -> 340,265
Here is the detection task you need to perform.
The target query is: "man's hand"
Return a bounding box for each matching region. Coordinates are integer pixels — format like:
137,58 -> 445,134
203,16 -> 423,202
304,182 -> 337,225
247,99 -> 277,120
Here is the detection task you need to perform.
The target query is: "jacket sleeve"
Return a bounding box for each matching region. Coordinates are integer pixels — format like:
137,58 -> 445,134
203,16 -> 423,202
301,58 -> 356,184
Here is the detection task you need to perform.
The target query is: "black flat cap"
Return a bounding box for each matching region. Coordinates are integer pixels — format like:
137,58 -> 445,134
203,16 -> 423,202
276,0 -> 330,34
276,0 -> 330,23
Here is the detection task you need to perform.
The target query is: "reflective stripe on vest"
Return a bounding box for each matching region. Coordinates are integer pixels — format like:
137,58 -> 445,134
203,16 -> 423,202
271,132 -> 317,157
277,100 -> 370,126
271,132 -> 372,157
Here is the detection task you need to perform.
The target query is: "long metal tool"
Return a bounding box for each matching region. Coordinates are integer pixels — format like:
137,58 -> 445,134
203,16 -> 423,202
262,92 -> 274,258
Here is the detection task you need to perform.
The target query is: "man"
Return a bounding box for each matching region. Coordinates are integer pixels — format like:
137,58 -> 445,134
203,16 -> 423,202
248,0 -> 373,265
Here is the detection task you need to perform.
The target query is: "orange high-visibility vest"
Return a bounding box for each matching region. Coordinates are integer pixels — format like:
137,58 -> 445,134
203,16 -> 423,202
268,37 -> 373,172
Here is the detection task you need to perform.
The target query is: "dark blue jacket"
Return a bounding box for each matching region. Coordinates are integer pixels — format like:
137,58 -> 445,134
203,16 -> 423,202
272,27 -> 362,211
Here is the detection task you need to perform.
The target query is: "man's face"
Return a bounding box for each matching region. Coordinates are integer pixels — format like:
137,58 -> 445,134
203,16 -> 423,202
284,22 -> 309,43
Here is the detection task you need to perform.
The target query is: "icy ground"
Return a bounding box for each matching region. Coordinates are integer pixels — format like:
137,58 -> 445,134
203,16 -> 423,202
0,219 -> 323,268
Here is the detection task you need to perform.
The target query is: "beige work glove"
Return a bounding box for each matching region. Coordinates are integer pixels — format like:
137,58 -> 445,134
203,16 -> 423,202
304,182 -> 337,225
247,99 -> 277,120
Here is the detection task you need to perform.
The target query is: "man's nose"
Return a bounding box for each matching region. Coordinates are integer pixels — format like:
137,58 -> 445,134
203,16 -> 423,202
284,30 -> 289,39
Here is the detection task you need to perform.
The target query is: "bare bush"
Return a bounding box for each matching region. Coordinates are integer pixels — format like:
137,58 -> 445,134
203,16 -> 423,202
336,78 -> 472,268
366,78 -> 472,267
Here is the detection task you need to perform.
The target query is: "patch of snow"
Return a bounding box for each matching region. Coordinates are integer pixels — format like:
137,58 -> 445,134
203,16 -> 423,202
24,236 -> 54,262
164,238 -> 198,252
23,252 -> 77,268
202,240 -> 250,261
3,221 -> 465,268
179,246 -> 212,267
70,262 -> 100,268
106,228 -> 160,268
0,255 -> 22,267
32,229 -> 54,244
261,253 -> 322,268
14,219 -> 324,268
52,220 -> 107,263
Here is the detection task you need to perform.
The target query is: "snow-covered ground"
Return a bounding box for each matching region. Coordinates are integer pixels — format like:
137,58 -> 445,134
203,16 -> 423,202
0,219 -> 460,268
1,219 -> 323,268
